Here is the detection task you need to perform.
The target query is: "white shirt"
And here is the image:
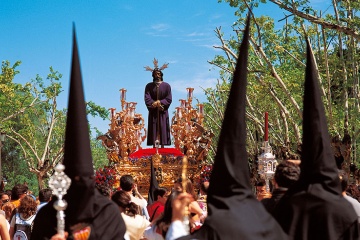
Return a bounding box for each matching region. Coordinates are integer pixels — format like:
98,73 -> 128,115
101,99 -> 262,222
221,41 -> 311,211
344,194 -> 360,223
165,220 -> 188,240
121,213 -> 150,240
130,194 -> 147,209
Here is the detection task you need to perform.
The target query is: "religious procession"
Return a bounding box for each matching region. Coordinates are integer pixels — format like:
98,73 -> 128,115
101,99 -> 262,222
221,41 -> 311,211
1,1 -> 360,240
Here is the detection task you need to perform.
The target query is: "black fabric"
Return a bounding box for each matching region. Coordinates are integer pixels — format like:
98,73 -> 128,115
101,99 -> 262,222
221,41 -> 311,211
31,191 -> 126,240
31,25 -> 126,240
178,14 -> 286,240
261,187 -> 287,215
62,26 -> 94,179
273,40 -> 359,240
148,159 -> 159,205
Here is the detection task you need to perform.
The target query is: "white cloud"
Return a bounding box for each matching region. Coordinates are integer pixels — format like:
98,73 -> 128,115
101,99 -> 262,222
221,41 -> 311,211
151,23 -> 170,32
186,32 -> 205,37
171,77 -> 217,95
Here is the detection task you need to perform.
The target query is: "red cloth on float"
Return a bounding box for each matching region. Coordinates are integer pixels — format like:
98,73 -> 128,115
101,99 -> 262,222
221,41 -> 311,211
129,148 -> 184,158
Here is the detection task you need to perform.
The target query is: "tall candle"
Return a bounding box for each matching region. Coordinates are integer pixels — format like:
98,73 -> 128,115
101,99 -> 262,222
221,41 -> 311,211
120,88 -> 127,101
265,112 -> 268,141
186,88 -> 194,100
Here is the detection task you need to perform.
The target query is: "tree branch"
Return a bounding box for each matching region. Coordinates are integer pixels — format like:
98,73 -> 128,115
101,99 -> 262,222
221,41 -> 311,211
269,0 -> 360,40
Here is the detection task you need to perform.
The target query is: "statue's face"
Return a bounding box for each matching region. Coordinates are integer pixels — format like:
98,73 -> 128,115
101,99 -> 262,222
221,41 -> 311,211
153,70 -> 162,82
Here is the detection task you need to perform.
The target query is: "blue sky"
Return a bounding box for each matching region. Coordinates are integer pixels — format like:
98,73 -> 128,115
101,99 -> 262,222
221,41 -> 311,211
1,0 -> 332,139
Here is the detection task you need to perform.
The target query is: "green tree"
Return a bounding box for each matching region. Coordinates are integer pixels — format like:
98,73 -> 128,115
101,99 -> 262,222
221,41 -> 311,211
0,61 -> 109,191
205,0 -> 360,174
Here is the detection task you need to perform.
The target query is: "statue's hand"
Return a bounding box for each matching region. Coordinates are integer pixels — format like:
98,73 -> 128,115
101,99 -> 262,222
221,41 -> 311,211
152,100 -> 161,108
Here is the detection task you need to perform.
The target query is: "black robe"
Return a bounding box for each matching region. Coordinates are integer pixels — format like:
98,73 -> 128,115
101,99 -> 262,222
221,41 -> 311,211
273,40 -> 359,240
144,81 -> 172,146
31,190 -> 126,240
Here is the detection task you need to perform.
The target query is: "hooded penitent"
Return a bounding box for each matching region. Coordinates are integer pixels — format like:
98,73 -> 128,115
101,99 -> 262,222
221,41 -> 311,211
31,26 -> 126,240
179,14 -> 287,240
148,159 -> 159,205
273,39 -> 359,240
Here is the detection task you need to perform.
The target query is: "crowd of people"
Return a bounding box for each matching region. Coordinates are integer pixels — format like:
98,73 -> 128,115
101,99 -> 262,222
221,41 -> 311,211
0,176 -> 209,240
1,159 -> 360,240
4,16 -> 359,240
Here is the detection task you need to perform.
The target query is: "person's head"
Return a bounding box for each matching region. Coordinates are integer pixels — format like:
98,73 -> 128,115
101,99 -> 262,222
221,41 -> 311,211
2,202 -> 15,221
0,192 -> 10,205
96,184 -> 112,199
339,170 -> 348,192
5,190 -> 12,200
18,195 -> 37,219
111,190 -> 139,216
154,187 -> 168,204
174,178 -> 197,200
274,160 -> 301,189
200,181 -> 209,195
255,179 -> 266,193
152,69 -> 163,82
120,175 -> 135,192
155,190 -> 179,237
39,188 -> 52,203
11,184 -> 28,200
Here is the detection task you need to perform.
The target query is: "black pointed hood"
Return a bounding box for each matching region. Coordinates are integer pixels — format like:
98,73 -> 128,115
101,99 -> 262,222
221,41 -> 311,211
272,39 -> 359,240
207,15 -> 252,201
63,25 -> 96,225
298,39 -> 341,195
148,159 -> 159,205
63,25 -> 94,178
179,14 -> 287,240
31,25 -> 127,240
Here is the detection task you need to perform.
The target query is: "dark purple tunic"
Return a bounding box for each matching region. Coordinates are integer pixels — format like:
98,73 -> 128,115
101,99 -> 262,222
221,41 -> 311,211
144,81 -> 172,146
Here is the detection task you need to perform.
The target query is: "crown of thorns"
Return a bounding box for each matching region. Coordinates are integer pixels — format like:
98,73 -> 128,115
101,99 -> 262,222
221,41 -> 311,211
144,58 -> 169,72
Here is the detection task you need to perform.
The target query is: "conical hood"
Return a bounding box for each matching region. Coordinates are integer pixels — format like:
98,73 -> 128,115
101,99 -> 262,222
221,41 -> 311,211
179,14 -> 287,239
63,25 -> 96,224
272,39 -> 358,240
63,25 -> 94,178
207,14 -> 252,203
31,26 -> 127,240
299,39 -> 341,195
147,159 -> 159,205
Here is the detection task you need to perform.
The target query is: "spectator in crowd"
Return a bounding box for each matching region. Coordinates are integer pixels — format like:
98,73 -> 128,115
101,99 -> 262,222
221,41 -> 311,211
262,160 -> 300,215
0,214 -> 10,240
346,183 -> 360,202
339,170 -> 360,223
0,192 -> 9,217
174,178 -> 206,232
4,190 -> 11,201
37,188 -> 52,212
95,184 -> 112,199
0,192 -> 9,205
197,181 -> 209,213
2,202 -> 15,222
120,175 -> 148,218
147,187 -> 168,223
112,190 -> 150,240
144,190 -> 179,240
9,195 -> 37,239
255,179 -> 271,201
10,184 -> 28,208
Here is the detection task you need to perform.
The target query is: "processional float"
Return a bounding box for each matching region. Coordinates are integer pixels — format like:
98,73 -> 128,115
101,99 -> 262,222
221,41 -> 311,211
97,87 -> 213,194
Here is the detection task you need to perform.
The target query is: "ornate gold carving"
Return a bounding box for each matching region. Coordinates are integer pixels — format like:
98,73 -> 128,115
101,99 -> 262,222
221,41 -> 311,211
171,88 -> 214,161
97,89 -> 146,162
